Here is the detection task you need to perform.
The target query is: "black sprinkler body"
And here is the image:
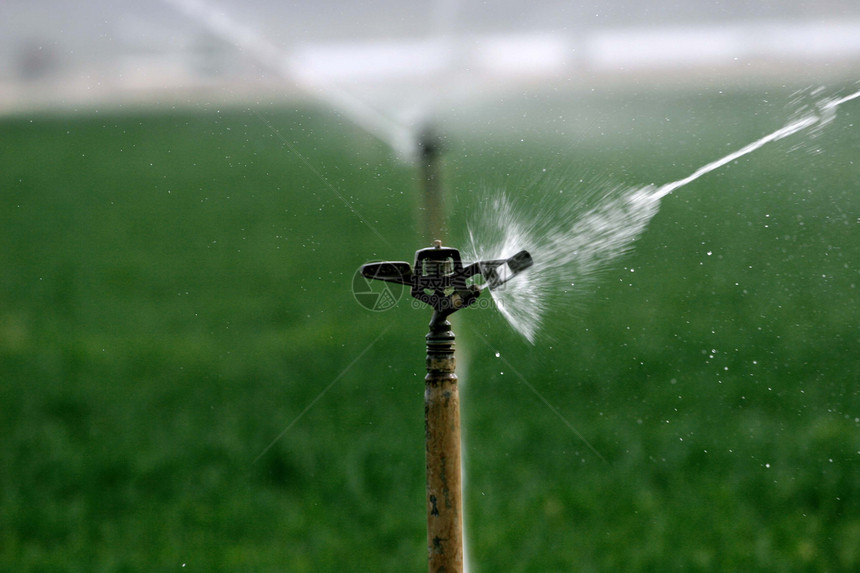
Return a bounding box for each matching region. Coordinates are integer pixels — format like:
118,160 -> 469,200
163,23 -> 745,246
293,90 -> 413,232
361,240 -> 533,323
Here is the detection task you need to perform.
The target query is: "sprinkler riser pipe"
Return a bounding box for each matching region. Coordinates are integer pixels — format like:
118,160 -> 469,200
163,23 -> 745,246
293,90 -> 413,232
360,241 -> 532,572
424,320 -> 464,572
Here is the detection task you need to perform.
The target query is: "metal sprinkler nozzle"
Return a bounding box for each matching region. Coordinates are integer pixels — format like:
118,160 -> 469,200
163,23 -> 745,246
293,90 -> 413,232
360,241 -> 533,324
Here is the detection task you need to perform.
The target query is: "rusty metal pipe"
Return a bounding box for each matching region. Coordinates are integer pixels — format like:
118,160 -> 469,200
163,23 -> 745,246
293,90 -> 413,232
424,316 -> 463,572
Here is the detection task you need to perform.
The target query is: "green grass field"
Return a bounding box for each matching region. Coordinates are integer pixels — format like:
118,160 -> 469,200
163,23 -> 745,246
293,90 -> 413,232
1,87 -> 858,571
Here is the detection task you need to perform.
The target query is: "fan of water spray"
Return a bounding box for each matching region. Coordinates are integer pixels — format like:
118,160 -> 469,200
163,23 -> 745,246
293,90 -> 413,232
466,181 -> 660,343
467,86 -> 860,343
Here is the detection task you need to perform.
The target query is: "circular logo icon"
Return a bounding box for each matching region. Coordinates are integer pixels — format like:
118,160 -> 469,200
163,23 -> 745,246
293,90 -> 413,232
352,263 -> 405,312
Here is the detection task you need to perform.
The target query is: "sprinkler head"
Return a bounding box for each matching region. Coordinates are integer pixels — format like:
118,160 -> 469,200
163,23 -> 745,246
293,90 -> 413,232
360,241 -> 533,320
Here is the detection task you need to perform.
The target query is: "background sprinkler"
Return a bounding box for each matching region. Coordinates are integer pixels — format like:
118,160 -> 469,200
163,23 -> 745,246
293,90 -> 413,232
361,241 -> 533,572
418,127 -> 446,243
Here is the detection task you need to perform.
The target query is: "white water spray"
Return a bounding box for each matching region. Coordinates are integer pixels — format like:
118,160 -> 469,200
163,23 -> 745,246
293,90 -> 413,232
468,87 -> 860,343
161,0 -> 422,159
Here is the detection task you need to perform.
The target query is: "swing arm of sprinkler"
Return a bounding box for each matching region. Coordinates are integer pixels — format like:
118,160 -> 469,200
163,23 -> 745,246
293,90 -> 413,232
361,240 -> 533,324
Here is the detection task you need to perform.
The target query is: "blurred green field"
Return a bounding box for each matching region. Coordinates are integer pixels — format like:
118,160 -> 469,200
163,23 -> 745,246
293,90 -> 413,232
1,88 -> 858,571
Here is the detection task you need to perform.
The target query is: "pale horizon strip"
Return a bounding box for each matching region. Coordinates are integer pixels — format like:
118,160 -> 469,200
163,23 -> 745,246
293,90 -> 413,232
653,86 -> 860,201
469,327 -> 608,464
252,323 -> 393,464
